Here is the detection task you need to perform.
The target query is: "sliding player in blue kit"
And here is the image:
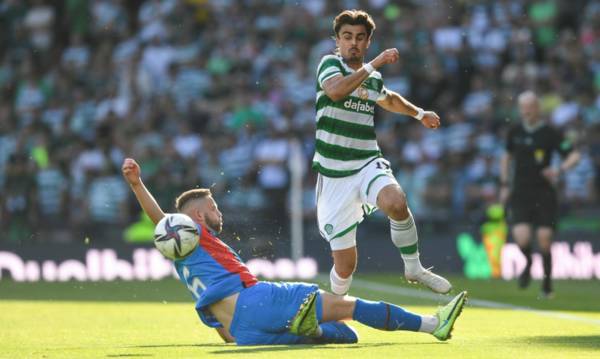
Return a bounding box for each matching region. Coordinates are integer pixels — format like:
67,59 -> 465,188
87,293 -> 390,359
122,158 -> 466,345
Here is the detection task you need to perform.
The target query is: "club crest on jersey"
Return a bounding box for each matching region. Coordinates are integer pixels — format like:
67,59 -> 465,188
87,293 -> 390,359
357,86 -> 369,100
324,224 -> 334,235
344,98 -> 374,113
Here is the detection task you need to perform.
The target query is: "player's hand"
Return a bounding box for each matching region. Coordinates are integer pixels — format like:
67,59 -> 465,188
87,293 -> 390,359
370,48 -> 399,69
122,158 -> 142,186
421,111 -> 441,129
541,167 -> 560,185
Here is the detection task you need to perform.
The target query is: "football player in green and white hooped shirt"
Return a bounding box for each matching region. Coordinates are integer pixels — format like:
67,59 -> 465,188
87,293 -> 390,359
314,9 -> 452,296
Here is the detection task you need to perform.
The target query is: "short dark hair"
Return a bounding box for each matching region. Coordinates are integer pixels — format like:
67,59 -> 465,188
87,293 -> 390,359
175,188 -> 212,212
333,9 -> 376,39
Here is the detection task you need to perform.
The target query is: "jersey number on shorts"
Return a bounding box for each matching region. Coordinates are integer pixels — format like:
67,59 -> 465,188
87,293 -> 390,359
375,160 -> 391,170
182,265 -> 206,299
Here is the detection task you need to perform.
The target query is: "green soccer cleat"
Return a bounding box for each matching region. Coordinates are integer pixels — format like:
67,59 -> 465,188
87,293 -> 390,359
289,291 -> 319,337
432,291 -> 467,341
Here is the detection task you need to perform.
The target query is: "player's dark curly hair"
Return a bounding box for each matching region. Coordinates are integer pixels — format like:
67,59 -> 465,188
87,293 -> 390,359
175,188 -> 212,212
333,9 -> 376,39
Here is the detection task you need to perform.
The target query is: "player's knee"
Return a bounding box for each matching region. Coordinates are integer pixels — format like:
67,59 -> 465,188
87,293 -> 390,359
386,192 -> 408,220
538,238 -> 552,252
513,225 -> 531,243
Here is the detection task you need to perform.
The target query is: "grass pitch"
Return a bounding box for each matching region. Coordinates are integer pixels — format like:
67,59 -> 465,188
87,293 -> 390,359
0,274 -> 598,358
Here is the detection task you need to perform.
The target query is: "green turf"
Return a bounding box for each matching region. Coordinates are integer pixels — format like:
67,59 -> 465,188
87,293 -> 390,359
0,274 -> 599,358
347,274 -> 600,312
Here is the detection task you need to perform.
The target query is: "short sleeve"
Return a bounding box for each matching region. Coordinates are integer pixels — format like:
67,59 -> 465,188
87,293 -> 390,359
376,85 -> 388,101
552,128 -> 574,157
317,56 -> 343,87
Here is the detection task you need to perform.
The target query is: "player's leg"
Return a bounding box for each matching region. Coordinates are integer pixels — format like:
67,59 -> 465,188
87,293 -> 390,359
375,183 -> 451,294
230,282 -> 315,345
533,191 -> 557,297
536,226 -> 554,296
508,191 -> 535,288
330,228 -> 357,295
292,290 -> 467,341
321,291 -> 430,332
232,281 -> 358,345
316,173 -> 364,296
288,287 -> 358,344
512,223 -> 533,288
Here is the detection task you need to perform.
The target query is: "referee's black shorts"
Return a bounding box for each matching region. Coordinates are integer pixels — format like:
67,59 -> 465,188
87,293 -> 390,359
507,188 -> 558,229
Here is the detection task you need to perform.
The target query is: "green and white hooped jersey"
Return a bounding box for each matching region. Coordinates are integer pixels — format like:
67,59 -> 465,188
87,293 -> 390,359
313,54 -> 388,178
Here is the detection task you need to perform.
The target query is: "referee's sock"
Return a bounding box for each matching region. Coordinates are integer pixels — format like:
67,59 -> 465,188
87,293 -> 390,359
542,250 -> 552,279
541,250 -> 553,295
518,243 -> 533,270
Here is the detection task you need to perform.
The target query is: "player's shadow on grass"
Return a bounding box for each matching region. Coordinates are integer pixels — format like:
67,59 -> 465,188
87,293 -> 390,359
513,335 -> 600,350
207,342 -> 442,355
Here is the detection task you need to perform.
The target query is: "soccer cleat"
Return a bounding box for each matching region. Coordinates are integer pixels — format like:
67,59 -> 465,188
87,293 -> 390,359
289,291 -> 319,337
405,267 -> 452,294
432,291 -> 467,341
540,277 -> 554,298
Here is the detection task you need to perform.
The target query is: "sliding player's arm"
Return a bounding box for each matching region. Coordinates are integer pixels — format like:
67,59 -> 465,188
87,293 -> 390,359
122,158 -> 231,343
121,158 -> 165,225
216,327 -> 235,343
377,90 -> 440,130
322,48 -> 400,101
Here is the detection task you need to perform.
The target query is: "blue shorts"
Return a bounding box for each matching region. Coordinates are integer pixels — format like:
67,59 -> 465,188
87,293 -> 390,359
229,281 -> 322,345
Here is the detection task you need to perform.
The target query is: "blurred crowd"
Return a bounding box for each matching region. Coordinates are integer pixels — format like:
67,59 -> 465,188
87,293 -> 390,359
1,0 -> 599,244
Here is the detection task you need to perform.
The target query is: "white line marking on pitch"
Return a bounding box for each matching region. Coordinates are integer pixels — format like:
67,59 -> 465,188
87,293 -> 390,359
349,278 -> 600,327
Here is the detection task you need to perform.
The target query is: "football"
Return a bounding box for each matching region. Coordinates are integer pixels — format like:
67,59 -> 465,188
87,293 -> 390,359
154,213 -> 200,260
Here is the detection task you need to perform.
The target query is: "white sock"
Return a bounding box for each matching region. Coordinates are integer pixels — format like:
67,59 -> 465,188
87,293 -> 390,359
390,211 -> 423,274
330,266 -> 352,295
419,315 -> 439,333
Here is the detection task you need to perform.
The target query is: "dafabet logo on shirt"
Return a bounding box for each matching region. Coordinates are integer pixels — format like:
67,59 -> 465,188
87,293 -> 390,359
344,99 -> 374,114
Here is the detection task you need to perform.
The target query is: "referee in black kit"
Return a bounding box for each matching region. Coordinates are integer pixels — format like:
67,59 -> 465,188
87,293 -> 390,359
499,91 -> 581,297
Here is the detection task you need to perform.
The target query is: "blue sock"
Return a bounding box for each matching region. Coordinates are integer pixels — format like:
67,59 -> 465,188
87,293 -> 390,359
316,322 -> 359,344
352,298 -> 421,331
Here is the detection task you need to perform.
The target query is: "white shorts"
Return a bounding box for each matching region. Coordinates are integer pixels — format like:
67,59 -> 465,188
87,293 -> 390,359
316,158 -> 399,251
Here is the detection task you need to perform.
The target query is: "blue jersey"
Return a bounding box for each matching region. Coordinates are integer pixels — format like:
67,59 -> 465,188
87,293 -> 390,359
173,223 -> 258,328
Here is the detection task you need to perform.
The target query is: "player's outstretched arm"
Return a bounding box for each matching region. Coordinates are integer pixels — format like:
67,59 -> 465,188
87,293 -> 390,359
121,158 -> 165,225
377,90 -> 440,129
323,48 -> 399,101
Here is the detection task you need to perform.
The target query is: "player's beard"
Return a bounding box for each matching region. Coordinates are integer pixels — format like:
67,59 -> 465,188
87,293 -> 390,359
344,48 -> 363,66
206,216 -> 223,234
